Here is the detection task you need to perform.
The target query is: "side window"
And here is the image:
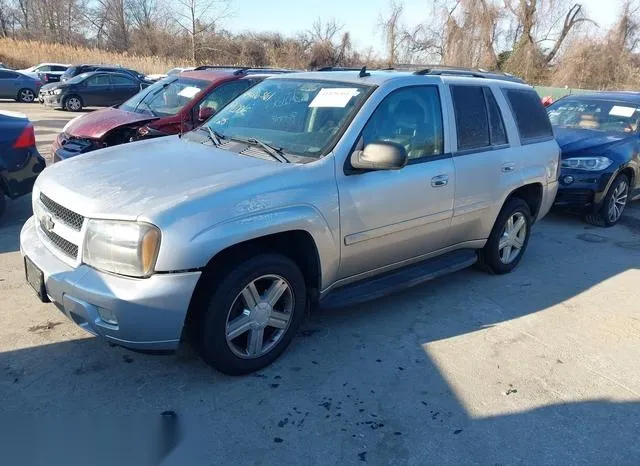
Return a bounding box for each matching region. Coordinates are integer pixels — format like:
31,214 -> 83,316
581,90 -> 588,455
197,80 -> 252,114
86,74 -> 110,86
37,66 -> 52,72
361,86 -> 444,161
0,70 -> 17,79
110,74 -> 136,86
451,85 -> 490,151
484,88 -> 507,145
52,65 -> 68,72
504,88 -> 553,141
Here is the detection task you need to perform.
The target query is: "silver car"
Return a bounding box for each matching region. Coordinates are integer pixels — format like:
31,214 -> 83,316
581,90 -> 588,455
21,69 -> 560,374
0,69 -> 42,102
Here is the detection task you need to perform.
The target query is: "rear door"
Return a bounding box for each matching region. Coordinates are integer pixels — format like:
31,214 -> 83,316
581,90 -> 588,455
0,70 -> 20,98
109,74 -> 141,105
81,73 -> 112,106
447,84 -> 521,244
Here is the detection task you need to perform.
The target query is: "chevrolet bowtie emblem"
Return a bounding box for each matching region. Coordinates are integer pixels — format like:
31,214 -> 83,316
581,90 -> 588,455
42,214 -> 55,232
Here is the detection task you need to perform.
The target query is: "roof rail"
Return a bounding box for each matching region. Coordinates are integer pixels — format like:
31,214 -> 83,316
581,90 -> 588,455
316,66 -> 363,71
412,66 -> 525,84
194,65 -> 295,74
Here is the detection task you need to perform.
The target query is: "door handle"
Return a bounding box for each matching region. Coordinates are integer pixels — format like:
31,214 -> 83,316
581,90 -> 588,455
431,174 -> 449,187
501,163 -> 516,173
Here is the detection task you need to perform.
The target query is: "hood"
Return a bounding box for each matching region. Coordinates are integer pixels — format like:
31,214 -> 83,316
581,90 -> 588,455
41,82 -> 64,91
64,107 -> 159,139
553,127 -> 632,157
36,136 -> 291,219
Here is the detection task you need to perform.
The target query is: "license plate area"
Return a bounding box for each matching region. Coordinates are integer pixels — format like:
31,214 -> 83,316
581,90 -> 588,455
24,256 -> 49,303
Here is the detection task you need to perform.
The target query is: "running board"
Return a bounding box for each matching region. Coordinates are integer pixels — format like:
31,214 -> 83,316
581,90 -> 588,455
319,249 -> 478,310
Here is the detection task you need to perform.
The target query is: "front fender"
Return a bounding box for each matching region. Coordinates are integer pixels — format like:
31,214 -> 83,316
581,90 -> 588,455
155,204 -> 340,290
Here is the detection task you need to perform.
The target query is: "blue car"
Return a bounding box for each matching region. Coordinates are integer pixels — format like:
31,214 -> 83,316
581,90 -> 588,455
0,110 -> 46,221
548,92 -> 640,226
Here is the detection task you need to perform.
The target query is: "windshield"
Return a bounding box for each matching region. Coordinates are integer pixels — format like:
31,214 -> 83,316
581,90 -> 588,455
119,77 -> 208,116
207,79 -> 371,158
66,72 -> 92,84
547,98 -> 640,134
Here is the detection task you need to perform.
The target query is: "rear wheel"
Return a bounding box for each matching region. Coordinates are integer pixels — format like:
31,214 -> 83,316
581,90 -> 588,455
479,198 -> 532,275
64,95 -> 83,112
194,253 -> 307,375
17,88 -> 35,103
584,174 -> 629,227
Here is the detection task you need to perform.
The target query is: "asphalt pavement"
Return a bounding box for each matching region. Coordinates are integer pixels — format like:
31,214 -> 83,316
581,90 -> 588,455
1,100 -> 640,465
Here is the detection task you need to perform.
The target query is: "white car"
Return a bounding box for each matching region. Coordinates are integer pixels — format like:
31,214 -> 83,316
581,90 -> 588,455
17,63 -> 71,80
146,67 -> 195,82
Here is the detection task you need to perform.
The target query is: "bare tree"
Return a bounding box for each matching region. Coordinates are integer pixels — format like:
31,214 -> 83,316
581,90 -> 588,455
174,0 -> 231,63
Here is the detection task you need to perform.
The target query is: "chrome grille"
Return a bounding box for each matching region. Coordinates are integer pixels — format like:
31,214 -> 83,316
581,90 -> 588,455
40,193 -> 84,231
39,221 -> 79,258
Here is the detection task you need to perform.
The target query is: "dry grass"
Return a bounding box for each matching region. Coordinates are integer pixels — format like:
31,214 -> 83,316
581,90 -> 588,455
0,38 -> 175,74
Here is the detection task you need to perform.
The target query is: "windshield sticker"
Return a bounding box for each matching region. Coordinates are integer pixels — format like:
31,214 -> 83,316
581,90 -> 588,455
177,86 -> 201,98
609,105 -> 637,117
309,88 -> 360,108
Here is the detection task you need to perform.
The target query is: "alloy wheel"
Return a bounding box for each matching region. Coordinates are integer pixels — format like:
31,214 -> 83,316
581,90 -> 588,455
20,89 -> 35,102
498,212 -> 527,264
607,179 -> 628,223
225,274 -> 294,359
67,97 -> 81,111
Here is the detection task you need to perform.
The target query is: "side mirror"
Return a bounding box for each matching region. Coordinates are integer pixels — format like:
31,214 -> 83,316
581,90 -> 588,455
350,141 -> 408,171
198,106 -> 215,122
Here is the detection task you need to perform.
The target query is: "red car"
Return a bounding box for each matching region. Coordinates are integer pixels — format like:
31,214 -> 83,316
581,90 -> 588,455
52,70 -> 268,162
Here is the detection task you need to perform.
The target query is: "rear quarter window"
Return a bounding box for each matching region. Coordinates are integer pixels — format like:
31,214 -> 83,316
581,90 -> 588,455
504,88 -> 553,142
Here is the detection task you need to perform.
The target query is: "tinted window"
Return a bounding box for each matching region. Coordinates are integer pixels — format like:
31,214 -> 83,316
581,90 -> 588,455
36,65 -> 51,72
86,74 -> 110,86
62,66 -> 77,77
485,88 -> 508,145
361,86 -> 444,161
0,70 -> 18,79
110,74 -> 136,85
52,65 -> 68,72
504,88 -> 553,141
451,85 -> 490,150
197,80 -> 252,114
547,98 -> 640,134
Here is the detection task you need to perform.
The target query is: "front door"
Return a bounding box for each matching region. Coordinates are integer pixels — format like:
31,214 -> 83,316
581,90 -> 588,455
336,85 -> 455,280
82,73 -> 112,106
109,74 -> 141,105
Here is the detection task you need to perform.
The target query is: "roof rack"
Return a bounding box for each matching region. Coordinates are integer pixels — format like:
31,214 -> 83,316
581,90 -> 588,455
412,66 -> 525,84
316,67 -> 363,71
194,65 -> 295,74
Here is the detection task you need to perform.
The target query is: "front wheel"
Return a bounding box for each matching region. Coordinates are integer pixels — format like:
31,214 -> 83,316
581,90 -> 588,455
479,198 -> 533,275
17,88 -> 35,103
64,95 -> 83,112
584,174 -> 629,227
195,253 -> 307,375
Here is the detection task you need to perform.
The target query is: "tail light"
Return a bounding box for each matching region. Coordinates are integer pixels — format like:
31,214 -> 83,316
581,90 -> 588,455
13,124 -> 36,149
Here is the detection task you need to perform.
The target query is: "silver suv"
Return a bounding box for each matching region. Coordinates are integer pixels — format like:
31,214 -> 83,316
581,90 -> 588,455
21,69 -> 560,374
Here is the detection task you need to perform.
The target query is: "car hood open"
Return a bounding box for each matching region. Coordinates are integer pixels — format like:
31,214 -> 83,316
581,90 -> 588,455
64,107 -> 159,139
553,127 -> 632,157
36,135 -> 290,219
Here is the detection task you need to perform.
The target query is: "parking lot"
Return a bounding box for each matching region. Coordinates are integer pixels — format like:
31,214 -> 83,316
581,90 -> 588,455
1,100 -> 640,464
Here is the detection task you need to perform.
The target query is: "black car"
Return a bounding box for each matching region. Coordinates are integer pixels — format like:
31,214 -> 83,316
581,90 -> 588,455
60,64 -> 147,83
42,71 -> 151,111
548,92 -> 640,226
0,110 -> 46,221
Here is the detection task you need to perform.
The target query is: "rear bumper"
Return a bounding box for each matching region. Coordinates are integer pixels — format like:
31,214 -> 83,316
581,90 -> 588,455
20,216 -> 201,351
537,180 -> 558,221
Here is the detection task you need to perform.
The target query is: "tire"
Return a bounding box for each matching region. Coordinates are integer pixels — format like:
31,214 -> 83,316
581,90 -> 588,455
584,174 -> 629,227
478,198 -> 533,275
17,88 -> 36,103
195,253 -> 307,375
63,95 -> 83,112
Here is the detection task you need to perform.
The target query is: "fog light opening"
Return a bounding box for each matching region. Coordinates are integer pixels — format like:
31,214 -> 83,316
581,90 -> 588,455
97,307 -> 118,326
563,175 -> 574,185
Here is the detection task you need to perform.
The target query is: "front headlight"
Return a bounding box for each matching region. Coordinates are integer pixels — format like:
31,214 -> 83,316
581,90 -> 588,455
561,156 -> 613,171
82,220 -> 161,278
53,88 -> 62,95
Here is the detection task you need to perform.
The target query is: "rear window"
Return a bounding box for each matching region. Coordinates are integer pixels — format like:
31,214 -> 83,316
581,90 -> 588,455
504,88 -> 553,141
451,85 -> 490,150
62,66 -> 77,77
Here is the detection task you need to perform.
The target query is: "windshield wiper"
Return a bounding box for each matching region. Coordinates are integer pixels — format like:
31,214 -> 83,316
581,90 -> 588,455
246,137 -> 290,163
199,125 -> 225,146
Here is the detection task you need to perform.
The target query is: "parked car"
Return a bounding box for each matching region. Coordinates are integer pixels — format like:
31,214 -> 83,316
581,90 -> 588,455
59,64 -> 147,83
0,110 -> 46,221
52,70 -> 268,161
548,92 -> 640,226
20,68 -> 559,374
42,71 -> 151,111
145,67 -> 196,82
0,69 -> 42,102
17,63 -> 69,81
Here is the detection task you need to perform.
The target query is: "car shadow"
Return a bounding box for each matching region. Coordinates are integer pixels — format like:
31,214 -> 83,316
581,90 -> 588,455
0,195 -> 31,253
2,211 -> 639,463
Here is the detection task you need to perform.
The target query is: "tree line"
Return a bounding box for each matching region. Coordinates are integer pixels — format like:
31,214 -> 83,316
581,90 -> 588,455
1,0 -> 640,89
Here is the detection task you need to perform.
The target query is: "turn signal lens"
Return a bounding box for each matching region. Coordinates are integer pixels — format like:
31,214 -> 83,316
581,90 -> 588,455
13,124 -> 36,149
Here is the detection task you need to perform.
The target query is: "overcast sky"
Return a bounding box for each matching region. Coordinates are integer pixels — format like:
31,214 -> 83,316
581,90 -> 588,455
225,0 -> 621,55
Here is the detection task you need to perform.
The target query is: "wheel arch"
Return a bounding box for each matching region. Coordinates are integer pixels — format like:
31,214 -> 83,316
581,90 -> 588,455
504,182 -> 544,220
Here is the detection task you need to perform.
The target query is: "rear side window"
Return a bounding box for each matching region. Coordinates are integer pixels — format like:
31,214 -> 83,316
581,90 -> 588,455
504,88 -> 553,141
484,88 -> 507,145
110,74 -> 136,85
451,85 -> 490,150
52,65 -> 68,72
0,70 -> 18,79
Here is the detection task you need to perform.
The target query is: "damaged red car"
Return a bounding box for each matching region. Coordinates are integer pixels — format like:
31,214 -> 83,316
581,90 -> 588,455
51,70 -> 268,162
